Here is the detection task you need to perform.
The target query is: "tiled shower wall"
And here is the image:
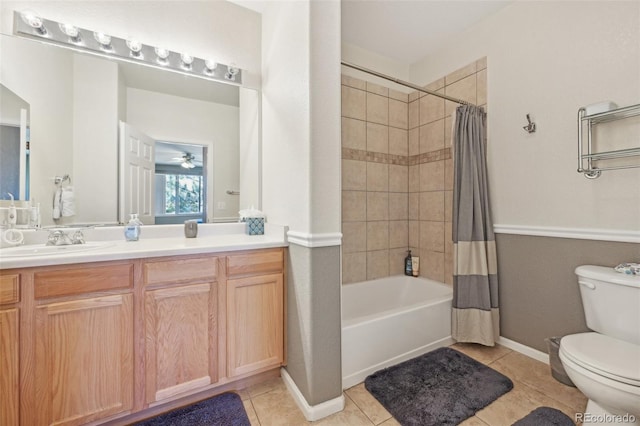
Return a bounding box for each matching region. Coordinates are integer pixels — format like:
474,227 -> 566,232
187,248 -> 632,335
341,58 -> 487,285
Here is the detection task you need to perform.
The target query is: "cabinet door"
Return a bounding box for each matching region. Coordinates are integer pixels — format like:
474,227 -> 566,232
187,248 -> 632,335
227,273 -> 284,377
0,308 -> 19,426
145,283 -> 218,403
34,294 -> 134,426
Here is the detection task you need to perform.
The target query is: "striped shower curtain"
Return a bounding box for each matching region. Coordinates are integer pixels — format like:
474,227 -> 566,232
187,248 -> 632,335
451,105 -> 499,346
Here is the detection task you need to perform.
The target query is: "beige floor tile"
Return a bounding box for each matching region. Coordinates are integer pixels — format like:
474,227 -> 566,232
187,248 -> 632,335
236,388 -> 251,401
489,352 -> 587,413
476,379 -> 578,425
243,399 -> 261,426
313,395 -> 374,426
251,383 -> 311,426
459,415 -> 490,426
247,376 -> 287,398
450,342 -> 512,365
379,416 -> 401,426
345,383 -> 392,425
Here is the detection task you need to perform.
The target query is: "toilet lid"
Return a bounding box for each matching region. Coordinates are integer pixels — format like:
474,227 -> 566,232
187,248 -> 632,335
561,333 -> 640,387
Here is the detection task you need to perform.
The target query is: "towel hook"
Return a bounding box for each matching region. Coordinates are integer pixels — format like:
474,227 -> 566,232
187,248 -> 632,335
523,114 -> 536,133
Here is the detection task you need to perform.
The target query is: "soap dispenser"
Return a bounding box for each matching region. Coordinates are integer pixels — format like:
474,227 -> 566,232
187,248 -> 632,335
404,249 -> 413,276
124,214 -> 142,241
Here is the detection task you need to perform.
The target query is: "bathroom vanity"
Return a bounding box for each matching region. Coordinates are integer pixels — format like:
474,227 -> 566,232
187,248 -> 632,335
0,225 -> 287,426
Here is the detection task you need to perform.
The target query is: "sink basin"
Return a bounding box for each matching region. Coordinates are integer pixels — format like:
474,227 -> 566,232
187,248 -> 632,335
0,242 -> 114,257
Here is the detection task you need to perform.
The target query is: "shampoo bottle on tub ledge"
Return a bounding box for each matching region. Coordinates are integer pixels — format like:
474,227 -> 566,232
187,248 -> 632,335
404,250 -> 413,276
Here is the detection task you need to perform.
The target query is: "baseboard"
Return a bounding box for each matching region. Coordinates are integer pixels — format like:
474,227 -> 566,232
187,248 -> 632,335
497,336 -> 549,364
280,368 -> 345,421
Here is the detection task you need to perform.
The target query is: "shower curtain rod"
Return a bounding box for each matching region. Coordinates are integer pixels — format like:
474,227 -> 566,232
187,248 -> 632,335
341,61 -> 477,107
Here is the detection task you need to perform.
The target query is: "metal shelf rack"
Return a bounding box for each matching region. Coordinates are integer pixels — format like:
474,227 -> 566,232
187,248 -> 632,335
577,103 -> 640,179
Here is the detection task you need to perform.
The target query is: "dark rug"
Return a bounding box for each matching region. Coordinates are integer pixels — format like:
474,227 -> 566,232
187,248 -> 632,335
512,407 -> 574,426
135,392 -> 250,426
365,347 -> 513,426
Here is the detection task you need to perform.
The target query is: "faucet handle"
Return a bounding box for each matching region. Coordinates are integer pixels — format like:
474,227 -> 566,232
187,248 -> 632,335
46,229 -> 62,246
71,230 -> 85,245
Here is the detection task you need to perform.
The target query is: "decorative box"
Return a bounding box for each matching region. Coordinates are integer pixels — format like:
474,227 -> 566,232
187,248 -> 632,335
244,217 -> 265,235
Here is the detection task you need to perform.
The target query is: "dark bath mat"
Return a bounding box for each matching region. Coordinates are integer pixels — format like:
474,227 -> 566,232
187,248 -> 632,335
135,392 -> 250,426
512,407 -> 574,426
365,347 -> 513,426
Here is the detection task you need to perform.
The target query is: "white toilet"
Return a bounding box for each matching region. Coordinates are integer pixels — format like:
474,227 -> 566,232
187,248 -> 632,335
559,265 -> 640,426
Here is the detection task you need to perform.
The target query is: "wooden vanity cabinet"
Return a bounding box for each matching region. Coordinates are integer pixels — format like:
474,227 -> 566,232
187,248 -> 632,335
226,249 -> 285,377
0,273 -> 20,426
32,263 -> 135,426
143,256 -> 220,404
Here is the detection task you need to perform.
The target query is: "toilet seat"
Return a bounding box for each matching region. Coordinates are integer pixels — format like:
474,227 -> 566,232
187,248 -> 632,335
561,332 -> 640,387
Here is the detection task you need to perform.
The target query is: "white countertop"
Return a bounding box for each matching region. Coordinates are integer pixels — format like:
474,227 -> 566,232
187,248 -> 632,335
0,223 -> 288,269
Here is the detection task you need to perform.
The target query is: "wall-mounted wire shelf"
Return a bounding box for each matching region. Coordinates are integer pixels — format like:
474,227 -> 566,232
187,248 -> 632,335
577,103 -> 640,179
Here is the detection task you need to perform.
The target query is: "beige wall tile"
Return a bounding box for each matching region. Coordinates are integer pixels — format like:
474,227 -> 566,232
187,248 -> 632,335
408,192 -> 419,220
408,100 -> 419,129
389,98 -> 408,129
420,221 -> 444,252
342,117 -> 366,150
389,128 -> 408,156
342,75 -> 366,90
408,128 -> 419,156
444,115 -> 453,147
445,158 -> 454,191
342,221 -> 366,253
445,74 -> 477,117
366,122 -> 389,153
409,220 -> 420,248
367,192 -> 388,221
444,250 -> 453,285
420,191 -> 445,221
408,90 -> 420,103
367,92 -> 389,125
477,68 -> 487,106
422,250 -> 445,282
420,120 -> 445,154
367,221 -> 389,251
343,191 -> 366,222
389,164 -> 408,192
476,56 -> 487,71
367,162 -> 389,192
419,93 -> 445,125
389,248 -> 408,276
425,77 -> 445,92
420,161 -> 445,192
389,89 -> 409,102
343,252 -> 366,284
342,159 -> 366,191
367,81 -> 388,96
445,61 -> 477,85
367,250 -> 389,280
408,165 -> 420,192
342,86 -> 366,120
389,220 -> 408,249
389,192 -> 408,220
445,190 -> 453,222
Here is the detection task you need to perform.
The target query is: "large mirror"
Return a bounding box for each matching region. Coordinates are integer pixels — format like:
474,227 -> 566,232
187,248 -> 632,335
0,33 -> 260,227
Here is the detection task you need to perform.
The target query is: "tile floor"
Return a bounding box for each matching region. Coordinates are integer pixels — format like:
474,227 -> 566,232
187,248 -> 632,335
238,343 -> 588,425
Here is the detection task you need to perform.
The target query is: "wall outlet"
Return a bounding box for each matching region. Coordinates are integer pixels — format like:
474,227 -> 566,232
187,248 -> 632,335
217,201 -> 226,210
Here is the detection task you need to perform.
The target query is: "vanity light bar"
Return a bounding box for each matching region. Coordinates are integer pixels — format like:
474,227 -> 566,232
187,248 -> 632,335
13,11 -> 242,85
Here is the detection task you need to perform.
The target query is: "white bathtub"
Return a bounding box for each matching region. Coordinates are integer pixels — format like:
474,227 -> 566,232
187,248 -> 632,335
341,275 -> 454,389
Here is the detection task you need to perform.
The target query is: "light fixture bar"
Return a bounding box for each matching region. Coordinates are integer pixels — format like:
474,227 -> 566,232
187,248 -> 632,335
13,11 -> 242,85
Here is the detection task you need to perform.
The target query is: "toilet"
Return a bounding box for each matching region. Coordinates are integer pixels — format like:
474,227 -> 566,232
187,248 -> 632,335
559,265 -> 640,426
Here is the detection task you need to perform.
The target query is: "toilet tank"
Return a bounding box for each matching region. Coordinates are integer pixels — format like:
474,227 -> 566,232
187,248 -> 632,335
576,265 -> 640,345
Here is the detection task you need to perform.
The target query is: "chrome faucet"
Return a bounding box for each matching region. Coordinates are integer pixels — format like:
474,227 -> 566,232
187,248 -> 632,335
46,229 -> 85,246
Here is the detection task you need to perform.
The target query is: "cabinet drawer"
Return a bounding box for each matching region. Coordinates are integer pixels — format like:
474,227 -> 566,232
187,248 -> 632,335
144,256 -> 218,286
34,263 -> 134,299
0,274 -> 19,304
227,249 -> 283,277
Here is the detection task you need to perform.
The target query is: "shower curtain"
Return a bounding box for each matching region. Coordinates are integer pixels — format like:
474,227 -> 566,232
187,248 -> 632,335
451,105 -> 499,346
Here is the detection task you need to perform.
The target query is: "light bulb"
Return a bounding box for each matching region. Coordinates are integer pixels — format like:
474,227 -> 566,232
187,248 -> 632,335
180,53 -> 194,68
93,32 -> 111,48
225,63 -> 239,81
20,10 -> 47,35
126,39 -> 143,58
155,47 -> 170,62
59,23 -> 79,38
204,59 -> 218,73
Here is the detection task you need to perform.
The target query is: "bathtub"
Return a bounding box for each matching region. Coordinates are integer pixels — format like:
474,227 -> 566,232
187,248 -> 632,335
341,275 -> 454,389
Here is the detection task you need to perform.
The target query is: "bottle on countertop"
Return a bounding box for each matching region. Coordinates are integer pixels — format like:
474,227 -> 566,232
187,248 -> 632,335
124,213 -> 142,241
404,249 -> 413,276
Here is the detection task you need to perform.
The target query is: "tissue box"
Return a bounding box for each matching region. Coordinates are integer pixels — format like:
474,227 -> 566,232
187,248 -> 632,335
244,217 -> 265,235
